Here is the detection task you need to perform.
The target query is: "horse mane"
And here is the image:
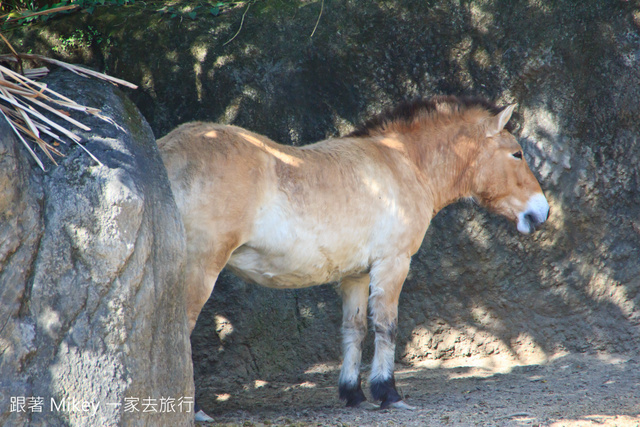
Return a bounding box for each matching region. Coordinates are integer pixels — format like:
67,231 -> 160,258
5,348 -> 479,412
347,95 -> 511,138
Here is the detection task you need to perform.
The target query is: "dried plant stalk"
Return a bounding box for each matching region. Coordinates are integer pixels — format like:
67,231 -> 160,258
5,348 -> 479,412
1,5 -> 80,25
0,37 -> 138,170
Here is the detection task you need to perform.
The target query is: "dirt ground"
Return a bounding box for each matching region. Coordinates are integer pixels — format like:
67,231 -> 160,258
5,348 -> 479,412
195,352 -> 640,427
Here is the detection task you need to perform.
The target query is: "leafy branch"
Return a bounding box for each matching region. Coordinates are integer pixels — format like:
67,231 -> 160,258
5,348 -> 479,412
1,0 -> 245,28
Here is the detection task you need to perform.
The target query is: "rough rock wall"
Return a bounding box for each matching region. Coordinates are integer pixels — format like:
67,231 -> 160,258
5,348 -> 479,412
0,71 -> 194,426
9,0 -> 640,404
178,0 -> 639,382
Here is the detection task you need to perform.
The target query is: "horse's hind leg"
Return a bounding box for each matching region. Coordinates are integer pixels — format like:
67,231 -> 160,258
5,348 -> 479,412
185,258 -> 222,423
186,236 -> 242,422
338,274 -> 370,407
186,236 -> 242,333
186,264 -> 221,334
368,256 -> 414,410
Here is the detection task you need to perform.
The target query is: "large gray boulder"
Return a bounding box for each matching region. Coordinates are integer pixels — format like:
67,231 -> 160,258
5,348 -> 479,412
0,70 -> 193,426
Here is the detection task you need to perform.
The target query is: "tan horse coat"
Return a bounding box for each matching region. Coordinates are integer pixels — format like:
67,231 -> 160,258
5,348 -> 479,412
158,96 -> 549,410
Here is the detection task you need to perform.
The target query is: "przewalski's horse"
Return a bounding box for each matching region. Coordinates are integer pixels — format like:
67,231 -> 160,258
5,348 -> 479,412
157,96 -> 549,413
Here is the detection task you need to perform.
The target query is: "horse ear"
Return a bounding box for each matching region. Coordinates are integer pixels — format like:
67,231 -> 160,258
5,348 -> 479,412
485,104 -> 517,137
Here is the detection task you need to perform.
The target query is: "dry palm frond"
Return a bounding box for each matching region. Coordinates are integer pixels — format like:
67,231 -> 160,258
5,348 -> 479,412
0,35 -> 138,171
1,5 -> 80,26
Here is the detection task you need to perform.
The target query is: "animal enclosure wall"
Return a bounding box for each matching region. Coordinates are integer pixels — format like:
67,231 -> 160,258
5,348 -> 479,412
6,0 -> 640,415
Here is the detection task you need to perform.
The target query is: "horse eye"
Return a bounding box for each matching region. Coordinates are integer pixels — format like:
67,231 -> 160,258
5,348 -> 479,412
512,151 -> 523,160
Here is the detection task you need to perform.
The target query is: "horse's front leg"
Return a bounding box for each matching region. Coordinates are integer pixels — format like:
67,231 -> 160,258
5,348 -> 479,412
338,274 -> 370,407
368,255 -> 414,410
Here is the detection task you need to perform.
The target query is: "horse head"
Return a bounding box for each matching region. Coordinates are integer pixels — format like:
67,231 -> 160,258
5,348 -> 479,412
471,105 -> 550,234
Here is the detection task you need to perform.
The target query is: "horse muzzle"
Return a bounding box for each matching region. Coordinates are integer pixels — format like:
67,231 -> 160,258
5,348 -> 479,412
517,193 -> 550,234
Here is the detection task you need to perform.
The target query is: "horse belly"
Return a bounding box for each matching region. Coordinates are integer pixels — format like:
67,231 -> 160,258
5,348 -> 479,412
227,205 -> 371,289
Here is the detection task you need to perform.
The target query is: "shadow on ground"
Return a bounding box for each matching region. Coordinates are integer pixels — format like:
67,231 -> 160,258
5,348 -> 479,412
197,353 -> 640,426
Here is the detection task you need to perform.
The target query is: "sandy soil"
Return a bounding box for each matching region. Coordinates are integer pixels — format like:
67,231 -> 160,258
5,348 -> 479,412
195,352 -> 640,426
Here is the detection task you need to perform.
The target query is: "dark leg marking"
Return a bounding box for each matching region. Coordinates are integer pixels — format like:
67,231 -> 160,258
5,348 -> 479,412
370,376 -> 402,408
339,375 -> 367,407
370,321 -> 401,407
374,322 -> 397,343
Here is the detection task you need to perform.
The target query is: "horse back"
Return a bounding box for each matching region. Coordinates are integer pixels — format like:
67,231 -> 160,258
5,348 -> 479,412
158,122 -> 431,288
157,123 -> 278,259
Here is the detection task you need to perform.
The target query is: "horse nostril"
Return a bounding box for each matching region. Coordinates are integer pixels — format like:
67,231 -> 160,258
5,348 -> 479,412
519,194 -> 549,233
525,213 -> 537,227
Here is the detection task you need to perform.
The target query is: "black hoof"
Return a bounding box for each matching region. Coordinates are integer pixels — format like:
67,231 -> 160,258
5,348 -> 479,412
379,396 -> 403,409
339,377 -> 367,407
371,376 -> 402,408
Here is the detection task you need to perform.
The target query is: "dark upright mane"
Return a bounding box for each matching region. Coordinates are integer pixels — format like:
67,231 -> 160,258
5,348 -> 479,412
348,95 -> 510,137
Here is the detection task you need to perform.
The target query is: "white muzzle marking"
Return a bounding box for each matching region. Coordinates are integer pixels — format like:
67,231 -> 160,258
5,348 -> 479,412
517,193 -> 550,234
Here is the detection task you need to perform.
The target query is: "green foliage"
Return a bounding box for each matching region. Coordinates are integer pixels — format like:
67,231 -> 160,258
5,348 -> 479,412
50,25 -> 115,54
155,1 -> 244,21
1,0 -> 134,28
1,0 -> 42,14
2,0 -> 244,30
